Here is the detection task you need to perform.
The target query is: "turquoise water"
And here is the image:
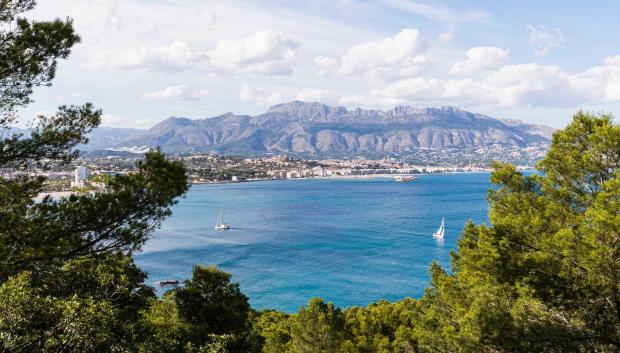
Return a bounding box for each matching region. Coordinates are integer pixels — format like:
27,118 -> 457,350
134,173 -> 491,312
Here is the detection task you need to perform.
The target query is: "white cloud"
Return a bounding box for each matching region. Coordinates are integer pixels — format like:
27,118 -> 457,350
575,56 -> 620,101
56,92 -> 91,101
295,89 -> 335,103
142,85 -> 209,101
438,32 -> 454,44
93,30 -> 299,75
19,0 -> 620,129
101,114 -> 154,129
478,61 -> 620,106
339,76 -> 474,108
70,0 -> 125,40
315,56 -> 340,77
209,30 -> 299,75
339,57 -> 620,109
449,46 -> 509,75
604,56 -> 620,100
483,64 -> 577,106
65,0 -> 217,44
527,24 -> 566,56
316,28 -> 428,80
380,0 -> 488,23
239,84 -> 283,106
92,41 -> 209,72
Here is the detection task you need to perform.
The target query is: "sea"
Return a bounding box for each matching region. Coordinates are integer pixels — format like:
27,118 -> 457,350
134,173 -> 491,312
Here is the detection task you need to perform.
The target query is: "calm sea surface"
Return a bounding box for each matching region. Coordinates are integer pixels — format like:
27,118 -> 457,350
134,173 -> 491,312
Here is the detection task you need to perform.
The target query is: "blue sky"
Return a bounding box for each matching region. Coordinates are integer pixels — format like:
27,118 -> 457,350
20,0 -> 620,128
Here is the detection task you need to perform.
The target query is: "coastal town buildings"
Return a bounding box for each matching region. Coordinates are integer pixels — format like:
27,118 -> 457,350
35,151 -> 540,192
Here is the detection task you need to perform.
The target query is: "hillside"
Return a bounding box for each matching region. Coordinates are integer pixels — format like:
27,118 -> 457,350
112,101 -> 552,159
112,102 -> 553,157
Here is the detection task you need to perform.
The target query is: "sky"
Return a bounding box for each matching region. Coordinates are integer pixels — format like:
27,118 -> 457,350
18,0 -> 620,129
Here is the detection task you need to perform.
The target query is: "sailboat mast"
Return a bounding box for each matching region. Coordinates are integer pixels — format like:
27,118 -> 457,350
216,209 -> 222,226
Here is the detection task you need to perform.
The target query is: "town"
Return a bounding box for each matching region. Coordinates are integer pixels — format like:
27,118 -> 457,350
3,149 -> 542,193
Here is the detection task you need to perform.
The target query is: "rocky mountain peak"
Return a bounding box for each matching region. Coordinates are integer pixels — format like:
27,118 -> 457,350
109,101 -> 554,157
267,101 -> 347,119
386,106 -> 420,116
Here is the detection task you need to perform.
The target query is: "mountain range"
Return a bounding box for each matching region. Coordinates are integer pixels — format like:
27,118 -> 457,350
93,101 -> 553,158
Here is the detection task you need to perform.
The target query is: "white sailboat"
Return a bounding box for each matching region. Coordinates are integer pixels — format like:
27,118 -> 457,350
214,209 -> 230,230
433,217 -> 445,239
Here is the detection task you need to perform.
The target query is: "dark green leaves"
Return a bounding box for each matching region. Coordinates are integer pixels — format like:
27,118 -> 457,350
418,112 -> 620,352
0,15 -> 79,116
0,2 -> 190,352
0,104 -> 101,169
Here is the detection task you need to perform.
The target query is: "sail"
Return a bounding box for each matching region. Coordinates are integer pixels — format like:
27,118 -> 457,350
433,217 -> 445,237
216,209 -> 223,227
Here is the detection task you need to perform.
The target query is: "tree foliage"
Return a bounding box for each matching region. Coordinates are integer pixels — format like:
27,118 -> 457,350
0,1 -> 189,352
1,1 -> 619,352
0,0 -> 79,119
413,111 -> 620,352
143,265 -> 262,353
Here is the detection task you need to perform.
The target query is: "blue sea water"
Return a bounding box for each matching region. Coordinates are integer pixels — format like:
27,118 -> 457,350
134,173 -> 491,312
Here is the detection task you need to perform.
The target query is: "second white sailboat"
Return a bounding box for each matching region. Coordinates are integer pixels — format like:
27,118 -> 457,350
433,217 -> 445,239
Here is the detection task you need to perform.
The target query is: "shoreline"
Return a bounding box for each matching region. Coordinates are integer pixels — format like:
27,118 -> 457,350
34,169 -> 527,197
189,170 -> 498,185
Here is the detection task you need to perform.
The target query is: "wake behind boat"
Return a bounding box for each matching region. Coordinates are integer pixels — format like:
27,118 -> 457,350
214,209 -> 230,230
433,217 -> 445,239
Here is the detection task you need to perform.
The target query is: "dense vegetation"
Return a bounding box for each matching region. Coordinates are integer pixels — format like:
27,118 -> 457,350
0,1 -> 618,352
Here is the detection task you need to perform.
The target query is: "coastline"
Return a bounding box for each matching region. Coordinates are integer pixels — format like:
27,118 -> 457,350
34,169 -> 525,196
189,170 -> 497,185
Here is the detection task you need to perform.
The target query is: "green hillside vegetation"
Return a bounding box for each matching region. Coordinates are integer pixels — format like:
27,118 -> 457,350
0,1 -> 618,352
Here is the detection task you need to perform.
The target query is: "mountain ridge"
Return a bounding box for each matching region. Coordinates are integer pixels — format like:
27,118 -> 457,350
112,101 -> 553,157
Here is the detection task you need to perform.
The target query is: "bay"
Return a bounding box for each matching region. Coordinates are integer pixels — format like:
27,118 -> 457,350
135,173 -> 491,312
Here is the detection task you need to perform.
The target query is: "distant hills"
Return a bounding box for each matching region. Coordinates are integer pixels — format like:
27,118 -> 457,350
83,127 -> 143,151
4,126 -> 140,152
98,101 -> 553,159
8,101 -> 555,161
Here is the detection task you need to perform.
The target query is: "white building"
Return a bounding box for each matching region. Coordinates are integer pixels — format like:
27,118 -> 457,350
286,171 -> 300,179
71,166 -> 88,188
311,166 -> 326,177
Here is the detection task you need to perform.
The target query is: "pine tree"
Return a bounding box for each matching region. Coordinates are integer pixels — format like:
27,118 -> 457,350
0,1 -> 189,351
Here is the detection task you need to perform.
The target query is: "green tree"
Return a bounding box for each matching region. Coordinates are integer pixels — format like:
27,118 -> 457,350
0,0 -> 79,121
175,265 -> 254,337
0,271 -> 119,352
145,265 -> 261,353
342,299 -> 419,353
414,112 -> 620,352
289,297 -> 346,353
253,310 -> 292,353
0,1 -> 189,351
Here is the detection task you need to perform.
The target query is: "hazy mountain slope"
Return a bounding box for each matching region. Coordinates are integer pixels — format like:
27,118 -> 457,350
2,126 -> 144,152
114,101 -> 553,157
82,127 -> 144,151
